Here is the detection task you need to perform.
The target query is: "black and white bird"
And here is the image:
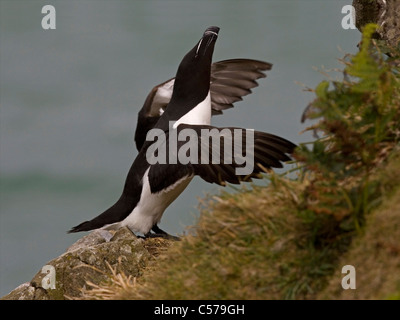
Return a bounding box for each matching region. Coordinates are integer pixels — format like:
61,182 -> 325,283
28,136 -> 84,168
69,26 -> 296,238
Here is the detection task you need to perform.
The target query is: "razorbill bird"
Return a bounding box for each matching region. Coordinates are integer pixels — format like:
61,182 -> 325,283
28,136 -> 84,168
69,26 -> 296,238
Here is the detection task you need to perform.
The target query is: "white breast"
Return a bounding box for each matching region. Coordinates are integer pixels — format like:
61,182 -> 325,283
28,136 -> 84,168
173,91 -> 211,128
119,168 -> 193,234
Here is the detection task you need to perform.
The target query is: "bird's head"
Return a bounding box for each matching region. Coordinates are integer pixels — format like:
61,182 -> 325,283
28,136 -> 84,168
171,26 -> 220,103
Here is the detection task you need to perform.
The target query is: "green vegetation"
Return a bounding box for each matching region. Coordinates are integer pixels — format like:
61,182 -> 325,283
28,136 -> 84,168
84,24 -> 400,300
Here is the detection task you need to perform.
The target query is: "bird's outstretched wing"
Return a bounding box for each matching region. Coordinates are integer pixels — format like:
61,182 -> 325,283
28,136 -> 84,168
147,124 -> 296,193
209,59 -> 271,115
134,59 -> 272,150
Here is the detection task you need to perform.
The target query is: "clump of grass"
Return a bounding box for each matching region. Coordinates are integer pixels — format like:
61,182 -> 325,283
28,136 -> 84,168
317,153 -> 400,300
79,261 -> 137,300
83,24 -> 400,300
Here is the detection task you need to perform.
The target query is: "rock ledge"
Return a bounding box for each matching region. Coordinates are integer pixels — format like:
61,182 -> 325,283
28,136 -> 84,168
2,228 -> 172,300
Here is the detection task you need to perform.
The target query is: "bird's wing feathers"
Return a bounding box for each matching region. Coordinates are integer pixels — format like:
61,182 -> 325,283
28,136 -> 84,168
209,59 -> 272,115
147,124 -> 296,192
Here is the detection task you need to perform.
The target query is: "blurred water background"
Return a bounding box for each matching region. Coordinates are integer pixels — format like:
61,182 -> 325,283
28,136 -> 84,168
0,0 -> 360,296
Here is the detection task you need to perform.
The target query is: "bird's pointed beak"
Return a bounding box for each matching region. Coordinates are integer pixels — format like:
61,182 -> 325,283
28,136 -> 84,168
195,26 -> 219,58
